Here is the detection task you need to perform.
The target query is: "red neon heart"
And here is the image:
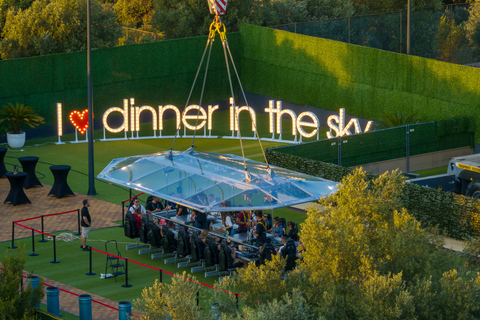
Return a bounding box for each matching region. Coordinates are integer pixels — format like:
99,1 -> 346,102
69,109 -> 92,135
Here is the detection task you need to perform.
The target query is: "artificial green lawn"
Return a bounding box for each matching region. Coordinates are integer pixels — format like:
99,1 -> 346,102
412,166 -> 448,177
0,116 -> 315,312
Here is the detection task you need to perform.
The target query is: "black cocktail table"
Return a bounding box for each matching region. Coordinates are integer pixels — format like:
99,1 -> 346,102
0,147 -> 7,177
4,172 -> 31,205
18,156 -> 42,189
48,165 -> 75,198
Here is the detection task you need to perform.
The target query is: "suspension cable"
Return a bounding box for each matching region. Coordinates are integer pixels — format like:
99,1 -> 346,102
169,37 -> 214,154
191,29 -> 215,149
224,43 -> 269,167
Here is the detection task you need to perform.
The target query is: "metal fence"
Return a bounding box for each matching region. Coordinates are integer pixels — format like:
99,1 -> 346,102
270,3 -> 478,64
271,121 -> 474,169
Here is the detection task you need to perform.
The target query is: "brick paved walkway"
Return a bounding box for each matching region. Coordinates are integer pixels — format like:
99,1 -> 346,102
1,177 -> 140,319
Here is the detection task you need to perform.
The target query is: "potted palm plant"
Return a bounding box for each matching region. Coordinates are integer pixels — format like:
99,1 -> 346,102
0,103 -> 45,148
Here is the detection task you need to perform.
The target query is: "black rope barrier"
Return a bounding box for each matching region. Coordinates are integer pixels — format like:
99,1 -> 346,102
29,228 -> 38,256
39,215 -> 47,242
9,221 -> 17,249
122,259 -> 132,288
86,247 -> 96,276
50,235 -> 60,263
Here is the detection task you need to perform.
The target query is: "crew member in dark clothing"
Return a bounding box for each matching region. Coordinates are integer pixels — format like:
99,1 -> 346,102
192,209 -> 208,230
81,199 -> 91,251
146,196 -> 164,214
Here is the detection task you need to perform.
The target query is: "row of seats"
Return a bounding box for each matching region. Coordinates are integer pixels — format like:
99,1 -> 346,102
124,211 -> 298,276
124,212 -> 244,277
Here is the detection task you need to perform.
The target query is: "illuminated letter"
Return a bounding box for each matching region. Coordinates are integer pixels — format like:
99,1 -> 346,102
275,101 -> 297,135
365,121 -> 373,132
130,98 -> 135,132
182,105 -> 207,130
135,105 -> 158,132
264,100 -> 277,134
57,103 -> 62,137
158,105 -> 181,130
236,106 -> 257,132
297,112 -> 318,138
207,105 -> 219,130
102,99 -> 129,133
229,97 -> 235,131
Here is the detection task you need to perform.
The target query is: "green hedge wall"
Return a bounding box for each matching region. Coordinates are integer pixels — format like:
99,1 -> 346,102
0,34 -> 241,127
269,117 -> 475,167
240,24 -> 480,142
266,148 -> 479,240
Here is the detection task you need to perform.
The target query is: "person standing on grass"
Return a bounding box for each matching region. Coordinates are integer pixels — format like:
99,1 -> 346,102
81,199 -> 91,251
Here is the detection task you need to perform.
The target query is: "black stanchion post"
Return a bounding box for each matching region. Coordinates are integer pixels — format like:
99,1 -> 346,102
29,228 -> 38,256
196,291 -> 199,306
122,258 -> 132,288
9,221 -> 17,249
76,209 -> 81,235
121,201 -> 125,228
39,215 -> 47,242
159,269 -> 162,283
86,247 -> 96,275
50,235 -> 60,263
236,293 -> 238,309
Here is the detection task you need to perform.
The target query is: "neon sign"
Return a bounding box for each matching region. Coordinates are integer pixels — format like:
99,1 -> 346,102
56,98 -> 372,143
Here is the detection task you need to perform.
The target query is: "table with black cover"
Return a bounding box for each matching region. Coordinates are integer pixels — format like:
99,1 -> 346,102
0,147 -> 7,177
18,156 -> 42,189
4,172 -> 31,205
48,165 -> 75,198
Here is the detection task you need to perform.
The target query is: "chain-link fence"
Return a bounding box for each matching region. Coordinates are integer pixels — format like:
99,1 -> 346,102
271,3 -> 479,65
271,119 -> 475,168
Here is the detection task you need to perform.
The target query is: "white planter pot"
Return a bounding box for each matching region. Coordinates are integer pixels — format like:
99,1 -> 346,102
7,132 -> 26,148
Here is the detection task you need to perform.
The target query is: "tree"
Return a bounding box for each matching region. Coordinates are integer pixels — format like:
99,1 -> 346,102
352,0 -> 442,14
0,248 -> 44,319
134,272 -> 203,320
436,12 -> 468,63
465,1 -> 480,60
0,0 -> 121,59
113,0 -> 153,29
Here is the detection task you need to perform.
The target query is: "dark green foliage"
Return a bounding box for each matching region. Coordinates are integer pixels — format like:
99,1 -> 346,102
0,0 -> 121,59
271,118 -> 474,167
0,102 -> 45,134
0,248 -> 44,320
0,33 -> 242,127
266,147 -> 480,240
375,111 -> 422,129
241,24 -> 480,143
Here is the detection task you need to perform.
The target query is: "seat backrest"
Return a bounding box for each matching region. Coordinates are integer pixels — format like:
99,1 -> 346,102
218,241 -> 228,271
285,239 -> 297,271
146,195 -> 154,205
266,213 -> 273,229
147,221 -> 161,248
177,226 -> 190,256
279,217 -> 287,230
161,225 -> 174,253
260,242 -> 276,265
190,232 -> 200,261
204,236 -> 217,267
139,214 -> 149,243
124,212 -> 138,239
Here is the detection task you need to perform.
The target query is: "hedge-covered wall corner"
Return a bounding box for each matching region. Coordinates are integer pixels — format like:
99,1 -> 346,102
0,33 -> 242,127
266,148 -> 480,240
241,23 -> 480,142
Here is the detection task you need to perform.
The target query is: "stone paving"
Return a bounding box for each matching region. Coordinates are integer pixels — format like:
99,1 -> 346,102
1,177 -> 141,319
